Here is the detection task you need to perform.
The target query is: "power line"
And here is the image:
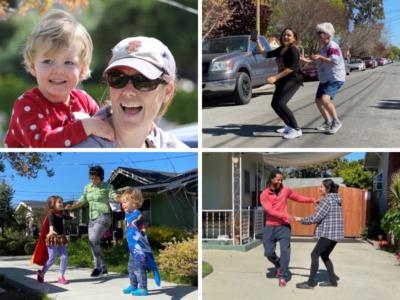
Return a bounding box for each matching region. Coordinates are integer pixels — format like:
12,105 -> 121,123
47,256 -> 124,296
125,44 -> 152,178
35,154 -> 198,166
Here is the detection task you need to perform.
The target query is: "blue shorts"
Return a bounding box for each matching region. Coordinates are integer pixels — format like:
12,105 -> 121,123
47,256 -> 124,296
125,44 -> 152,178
316,80 -> 344,100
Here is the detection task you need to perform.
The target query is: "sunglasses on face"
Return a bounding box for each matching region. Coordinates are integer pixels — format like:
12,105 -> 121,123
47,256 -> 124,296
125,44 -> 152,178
316,31 -> 325,35
106,71 -> 168,91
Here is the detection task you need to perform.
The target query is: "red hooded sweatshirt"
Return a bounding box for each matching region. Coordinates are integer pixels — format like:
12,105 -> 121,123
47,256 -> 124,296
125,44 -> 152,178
260,185 -> 315,226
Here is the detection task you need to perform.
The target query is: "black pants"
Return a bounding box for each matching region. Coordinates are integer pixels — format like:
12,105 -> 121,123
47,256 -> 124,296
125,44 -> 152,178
271,79 -> 301,129
308,237 -> 337,284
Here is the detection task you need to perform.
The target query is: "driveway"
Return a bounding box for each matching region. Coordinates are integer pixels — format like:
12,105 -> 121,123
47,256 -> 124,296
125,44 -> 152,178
202,239 -> 400,300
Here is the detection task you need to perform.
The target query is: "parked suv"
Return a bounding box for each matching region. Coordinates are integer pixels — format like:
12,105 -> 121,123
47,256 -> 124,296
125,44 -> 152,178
202,35 -> 278,105
361,56 -> 377,69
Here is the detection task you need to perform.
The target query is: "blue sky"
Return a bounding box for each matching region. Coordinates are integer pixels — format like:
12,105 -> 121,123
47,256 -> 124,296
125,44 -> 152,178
383,0 -> 400,47
2,152 -> 197,206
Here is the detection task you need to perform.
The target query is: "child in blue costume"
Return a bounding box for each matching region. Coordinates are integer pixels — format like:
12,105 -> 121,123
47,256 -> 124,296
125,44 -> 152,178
120,188 -> 160,296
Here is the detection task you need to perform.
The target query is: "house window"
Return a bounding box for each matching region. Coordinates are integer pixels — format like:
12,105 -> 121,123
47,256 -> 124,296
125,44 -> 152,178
193,197 -> 198,231
373,173 -> 383,191
244,170 -> 250,194
141,198 -> 151,227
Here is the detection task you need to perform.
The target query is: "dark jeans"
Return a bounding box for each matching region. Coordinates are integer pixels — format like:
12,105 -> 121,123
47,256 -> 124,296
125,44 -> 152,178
308,237 -> 337,284
271,79 -> 301,129
128,253 -> 147,290
262,224 -> 291,278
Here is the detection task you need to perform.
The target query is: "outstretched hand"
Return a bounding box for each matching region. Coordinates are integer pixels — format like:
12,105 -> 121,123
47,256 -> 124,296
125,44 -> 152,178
65,204 -> 72,210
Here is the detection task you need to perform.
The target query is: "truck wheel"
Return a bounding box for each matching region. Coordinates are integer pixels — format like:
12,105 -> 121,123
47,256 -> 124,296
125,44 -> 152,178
232,72 -> 252,105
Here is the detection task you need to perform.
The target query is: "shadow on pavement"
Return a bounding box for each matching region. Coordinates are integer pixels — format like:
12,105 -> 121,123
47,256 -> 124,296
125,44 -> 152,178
370,99 -> 400,110
148,285 -> 198,300
266,267 -> 340,285
203,124 -> 323,138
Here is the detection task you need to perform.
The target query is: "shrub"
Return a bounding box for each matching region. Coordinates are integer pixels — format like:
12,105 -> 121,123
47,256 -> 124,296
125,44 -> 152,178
20,237 -> 37,253
6,241 -> 20,254
24,241 -> 37,255
146,226 -> 182,250
0,237 -> 8,251
158,235 -> 198,280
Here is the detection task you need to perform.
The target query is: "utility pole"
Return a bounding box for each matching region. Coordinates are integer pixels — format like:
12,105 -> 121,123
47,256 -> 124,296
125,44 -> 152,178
256,0 -> 260,33
369,0 -> 373,24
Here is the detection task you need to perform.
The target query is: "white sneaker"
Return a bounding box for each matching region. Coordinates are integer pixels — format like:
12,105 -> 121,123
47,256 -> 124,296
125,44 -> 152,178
276,126 -> 292,133
283,128 -> 302,139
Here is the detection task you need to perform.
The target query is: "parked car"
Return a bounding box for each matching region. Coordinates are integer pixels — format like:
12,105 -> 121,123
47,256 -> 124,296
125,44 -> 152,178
169,123 -> 198,148
376,58 -> 384,66
202,35 -> 278,105
301,62 -> 318,81
361,56 -> 377,69
344,62 -> 351,75
348,59 -> 366,71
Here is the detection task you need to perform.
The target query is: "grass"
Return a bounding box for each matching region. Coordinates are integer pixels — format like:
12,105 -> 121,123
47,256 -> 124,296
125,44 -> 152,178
202,261 -> 213,278
55,238 -> 197,286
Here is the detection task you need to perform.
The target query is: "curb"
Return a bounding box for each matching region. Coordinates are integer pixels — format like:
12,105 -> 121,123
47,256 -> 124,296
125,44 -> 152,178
5,276 -> 40,294
253,84 -> 275,93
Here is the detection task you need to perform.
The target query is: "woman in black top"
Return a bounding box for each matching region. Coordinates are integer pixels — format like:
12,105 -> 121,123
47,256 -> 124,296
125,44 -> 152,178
253,28 -> 303,139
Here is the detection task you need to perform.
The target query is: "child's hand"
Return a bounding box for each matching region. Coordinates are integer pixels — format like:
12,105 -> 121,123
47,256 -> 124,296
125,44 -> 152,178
46,230 -> 57,238
65,204 -> 72,210
82,116 -> 115,142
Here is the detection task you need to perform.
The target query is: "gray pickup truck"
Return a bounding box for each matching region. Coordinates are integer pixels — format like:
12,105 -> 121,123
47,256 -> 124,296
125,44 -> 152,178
202,35 -> 278,105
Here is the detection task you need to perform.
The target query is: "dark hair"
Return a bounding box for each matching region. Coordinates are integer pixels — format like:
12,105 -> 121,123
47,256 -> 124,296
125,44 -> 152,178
280,27 -> 300,52
44,195 -> 63,216
322,179 -> 339,193
268,169 -> 284,185
89,165 -> 104,181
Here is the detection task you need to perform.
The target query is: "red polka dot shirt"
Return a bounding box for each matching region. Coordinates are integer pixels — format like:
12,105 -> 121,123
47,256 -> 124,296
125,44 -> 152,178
4,87 -> 99,148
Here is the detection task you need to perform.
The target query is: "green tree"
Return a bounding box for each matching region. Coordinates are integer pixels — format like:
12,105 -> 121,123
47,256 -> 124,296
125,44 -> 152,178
285,159 -> 340,178
332,159 -> 373,189
343,0 -> 385,25
0,180 -> 15,237
0,152 -> 58,179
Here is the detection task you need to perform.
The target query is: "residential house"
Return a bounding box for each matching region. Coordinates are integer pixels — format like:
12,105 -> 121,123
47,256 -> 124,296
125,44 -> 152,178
202,152 -> 350,250
267,37 -> 281,49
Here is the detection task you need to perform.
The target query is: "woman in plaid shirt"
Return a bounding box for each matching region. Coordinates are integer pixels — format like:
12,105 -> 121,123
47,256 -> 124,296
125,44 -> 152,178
294,179 -> 344,289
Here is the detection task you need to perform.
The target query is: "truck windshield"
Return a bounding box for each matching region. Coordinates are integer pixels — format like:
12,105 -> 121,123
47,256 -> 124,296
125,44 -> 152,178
203,37 -> 248,54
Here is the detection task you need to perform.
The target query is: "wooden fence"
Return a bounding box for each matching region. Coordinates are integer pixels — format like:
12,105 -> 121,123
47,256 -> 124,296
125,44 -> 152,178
287,186 -> 369,237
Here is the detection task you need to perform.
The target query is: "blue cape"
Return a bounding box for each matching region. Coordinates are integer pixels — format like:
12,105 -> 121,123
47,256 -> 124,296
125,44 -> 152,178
126,210 -> 161,286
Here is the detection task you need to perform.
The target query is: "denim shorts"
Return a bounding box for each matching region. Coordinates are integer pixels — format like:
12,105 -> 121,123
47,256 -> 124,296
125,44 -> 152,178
316,80 -> 344,100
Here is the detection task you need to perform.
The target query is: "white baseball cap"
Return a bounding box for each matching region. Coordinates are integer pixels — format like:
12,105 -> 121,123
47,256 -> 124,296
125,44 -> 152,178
103,36 -> 176,81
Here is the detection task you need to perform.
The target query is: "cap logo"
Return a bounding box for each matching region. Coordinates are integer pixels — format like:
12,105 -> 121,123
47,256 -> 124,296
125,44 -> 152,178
126,41 -> 142,53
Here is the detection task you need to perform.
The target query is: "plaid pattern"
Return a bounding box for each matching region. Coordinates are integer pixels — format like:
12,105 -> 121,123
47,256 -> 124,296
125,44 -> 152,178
301,193 -> 344,241
79,182 -> 117,219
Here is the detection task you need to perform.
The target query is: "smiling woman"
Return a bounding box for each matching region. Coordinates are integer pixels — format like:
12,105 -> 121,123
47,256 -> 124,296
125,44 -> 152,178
72,37 -> 188,148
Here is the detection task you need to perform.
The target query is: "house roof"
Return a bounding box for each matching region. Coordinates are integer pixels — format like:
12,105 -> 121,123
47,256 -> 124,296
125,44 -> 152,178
110,168 -> 198,194
284,177 -> 346,189
363,152 -> 384,170
15,200 -> 46,213
267,37 -> 280,45
108,168 -> 177,185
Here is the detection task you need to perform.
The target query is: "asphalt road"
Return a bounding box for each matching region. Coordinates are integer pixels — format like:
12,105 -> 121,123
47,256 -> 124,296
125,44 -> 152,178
202,62 -> 400,148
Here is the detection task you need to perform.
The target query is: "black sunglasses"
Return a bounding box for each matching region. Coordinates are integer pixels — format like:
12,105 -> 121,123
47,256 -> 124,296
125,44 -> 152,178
316,31 -> 325,35
106,71 -> 168,91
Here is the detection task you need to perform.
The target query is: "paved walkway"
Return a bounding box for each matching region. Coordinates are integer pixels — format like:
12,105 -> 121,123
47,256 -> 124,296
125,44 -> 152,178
202,239 -> 400,300
0,256 -> 197,300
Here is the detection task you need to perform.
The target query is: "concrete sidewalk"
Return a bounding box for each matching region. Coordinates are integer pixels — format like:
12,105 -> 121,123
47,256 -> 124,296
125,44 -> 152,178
0,256 -> 197,300
202,239 -> 400,300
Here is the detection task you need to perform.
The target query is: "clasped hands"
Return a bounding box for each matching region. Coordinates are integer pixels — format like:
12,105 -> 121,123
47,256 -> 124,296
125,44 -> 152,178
290,198 -> 320,222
